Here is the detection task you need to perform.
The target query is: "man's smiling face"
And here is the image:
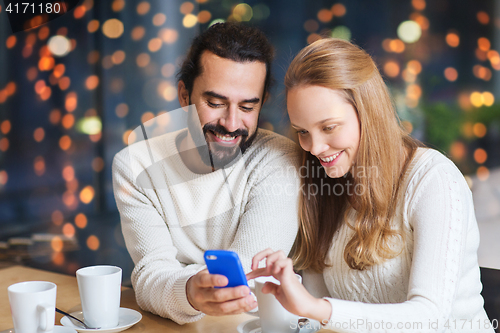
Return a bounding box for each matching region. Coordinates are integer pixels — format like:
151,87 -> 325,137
179,50 -> 267,168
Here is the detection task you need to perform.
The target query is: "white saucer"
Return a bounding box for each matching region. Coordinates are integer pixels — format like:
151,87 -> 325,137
60,308 -> 142,333
237,318 -> 322,333
0,325 -> 77,333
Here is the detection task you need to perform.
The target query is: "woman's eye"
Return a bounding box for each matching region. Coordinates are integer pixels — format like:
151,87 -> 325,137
324,125 -> 336,132
296,130 -> 308,136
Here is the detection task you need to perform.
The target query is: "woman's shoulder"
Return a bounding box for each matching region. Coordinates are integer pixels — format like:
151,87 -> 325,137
402,147 -> 471,209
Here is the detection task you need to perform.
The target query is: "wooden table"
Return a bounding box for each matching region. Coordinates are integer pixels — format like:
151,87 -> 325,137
0,265 -> 258,333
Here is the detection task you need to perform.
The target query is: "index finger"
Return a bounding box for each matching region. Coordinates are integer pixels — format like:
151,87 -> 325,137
251,248 -> 276,270
197,272 -> 228,288
245,267 -> 268,281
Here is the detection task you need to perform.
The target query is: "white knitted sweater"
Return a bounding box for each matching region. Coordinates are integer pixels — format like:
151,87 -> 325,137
112,128 -> 300,324
303,148 -> 493,333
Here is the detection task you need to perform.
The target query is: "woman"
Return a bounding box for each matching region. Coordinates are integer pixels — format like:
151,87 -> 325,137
247,38 -> 493,332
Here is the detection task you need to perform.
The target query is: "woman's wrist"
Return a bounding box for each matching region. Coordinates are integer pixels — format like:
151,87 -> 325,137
303,297 -> 332,324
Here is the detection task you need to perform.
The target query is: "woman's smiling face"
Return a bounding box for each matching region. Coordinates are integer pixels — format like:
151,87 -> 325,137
287,85 -> 361,178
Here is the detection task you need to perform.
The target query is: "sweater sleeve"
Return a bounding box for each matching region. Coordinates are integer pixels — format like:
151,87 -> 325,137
112,152 -> 205,325
228,151 -> 301,276
322,159 -> 492,333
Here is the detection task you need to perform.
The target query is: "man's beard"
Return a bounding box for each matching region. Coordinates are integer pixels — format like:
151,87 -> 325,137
187,106 -> 258,170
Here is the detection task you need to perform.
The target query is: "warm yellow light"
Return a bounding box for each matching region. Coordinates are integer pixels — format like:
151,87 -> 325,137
482,91 -> 494,106
477,11 -> 489,25
87,235 -> 100,251
136,53 -> 150,67
383,61 -> 400,78
198,11 -> 212,24
62,114 -> 75,129
115,103 -> 129,118
470,92 -> 483,107
65,92 -> 77,112
63,223 -> 76,238
317,9 -> 333,23
62,165 -> 75,182
474,148 -> 488,164
180,1 -> 194,14
131,26 -> 146,41
407,60 -> 422,75
183,14 -> 198,28
85,75 -> 99,90
48,35 -> 71,57
80,186 -> 95,204
33,127 -> 45,142
52,210 -> 63,226
233,3 -> 253,22
397,20 -> 421,43
473,123 -> 487,138
87,20 -> 100,33
446,32 -> 459,47
141,112 -> 155,124
75,213 -> 88,229
51,236 -> 63,252
148,38 -> 162,52
59,135 -> 72,151
478,37 -> 491,52
477,166 -> 489,181
444,67 -> 458,82
331,3 -> 346,17
136,1 -> 150,15
412,0 -> 426,10
159,28 -> 178,44
153,13 -> 167,26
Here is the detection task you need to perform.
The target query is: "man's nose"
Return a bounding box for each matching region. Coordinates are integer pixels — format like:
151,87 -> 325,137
219,105 -> 242,133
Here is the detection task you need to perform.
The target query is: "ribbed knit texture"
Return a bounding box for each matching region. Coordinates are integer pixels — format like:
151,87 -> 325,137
112,128 -> 301,324
305,148 -> 493,333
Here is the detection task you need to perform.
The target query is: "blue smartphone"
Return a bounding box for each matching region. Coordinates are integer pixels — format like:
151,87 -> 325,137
204,250 -> 248,288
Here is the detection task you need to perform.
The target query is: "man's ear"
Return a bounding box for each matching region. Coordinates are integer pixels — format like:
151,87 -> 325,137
178,81 -> 190,110
262,91 -> 270,105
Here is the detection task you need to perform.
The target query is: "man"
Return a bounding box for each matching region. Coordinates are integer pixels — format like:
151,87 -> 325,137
112,22 -> 300,324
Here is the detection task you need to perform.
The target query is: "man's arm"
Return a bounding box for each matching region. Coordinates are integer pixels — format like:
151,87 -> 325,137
112,152 -> 206,324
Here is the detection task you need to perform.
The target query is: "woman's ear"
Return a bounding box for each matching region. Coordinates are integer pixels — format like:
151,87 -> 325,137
178,81 -> 190,110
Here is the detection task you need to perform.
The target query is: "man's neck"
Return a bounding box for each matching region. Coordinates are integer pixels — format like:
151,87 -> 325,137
177,130 -> 214,174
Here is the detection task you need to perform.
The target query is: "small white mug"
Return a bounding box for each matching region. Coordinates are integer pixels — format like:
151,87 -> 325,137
76,265 -> 122,329
8,281 -> 57,333
254,274 -> 302,333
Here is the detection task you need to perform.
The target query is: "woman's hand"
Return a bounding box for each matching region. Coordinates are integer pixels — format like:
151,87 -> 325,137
246,248 -> 332,322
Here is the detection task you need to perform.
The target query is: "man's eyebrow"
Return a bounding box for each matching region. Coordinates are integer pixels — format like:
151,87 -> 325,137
203,91 -> 228,100
242,97 -> 260,104
202,91 -> 260,104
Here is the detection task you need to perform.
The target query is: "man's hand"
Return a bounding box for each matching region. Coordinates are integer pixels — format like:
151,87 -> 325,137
186,269 -> 257,316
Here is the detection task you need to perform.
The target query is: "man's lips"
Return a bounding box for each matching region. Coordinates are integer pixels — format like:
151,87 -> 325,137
207,130 -> 240,145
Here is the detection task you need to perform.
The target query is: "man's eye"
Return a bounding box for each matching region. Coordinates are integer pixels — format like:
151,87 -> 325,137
240,106 -> 254,112
207,101 -> 223,108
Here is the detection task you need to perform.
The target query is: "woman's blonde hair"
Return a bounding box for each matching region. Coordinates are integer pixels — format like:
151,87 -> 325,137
286,38 -> 422,272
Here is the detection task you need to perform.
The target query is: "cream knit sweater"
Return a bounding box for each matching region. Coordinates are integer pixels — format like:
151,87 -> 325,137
112,128 -> 300,324
303,148 -> 493,333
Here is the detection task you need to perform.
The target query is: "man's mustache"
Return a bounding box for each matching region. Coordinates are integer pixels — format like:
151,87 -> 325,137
203,124 -> 249,137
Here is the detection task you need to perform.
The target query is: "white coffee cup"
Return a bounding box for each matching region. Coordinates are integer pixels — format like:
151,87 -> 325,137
8,281 -> 57,333
76,265 -> 122,329
254,274 -> 302,333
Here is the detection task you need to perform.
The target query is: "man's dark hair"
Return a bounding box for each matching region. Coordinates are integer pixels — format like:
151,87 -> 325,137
178,22 -> 274,103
